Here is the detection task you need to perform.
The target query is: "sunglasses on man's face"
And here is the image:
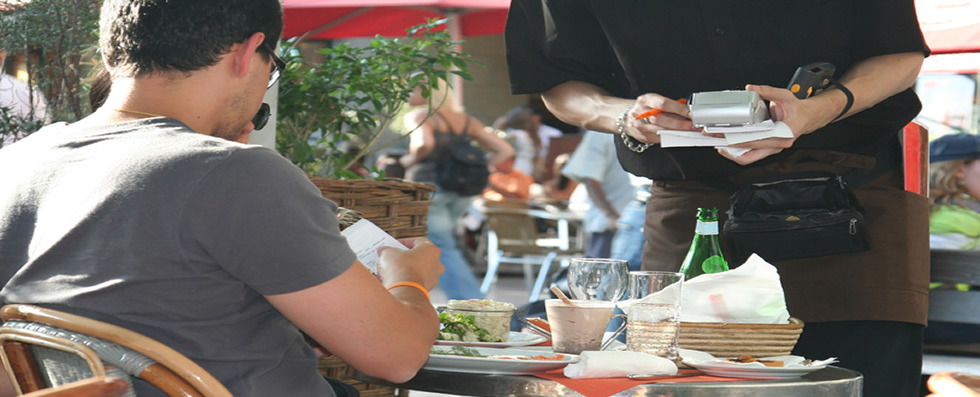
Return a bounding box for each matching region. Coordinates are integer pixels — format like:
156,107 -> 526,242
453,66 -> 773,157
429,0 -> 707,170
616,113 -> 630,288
260,43 -> 285,88
252,103 -> 271,130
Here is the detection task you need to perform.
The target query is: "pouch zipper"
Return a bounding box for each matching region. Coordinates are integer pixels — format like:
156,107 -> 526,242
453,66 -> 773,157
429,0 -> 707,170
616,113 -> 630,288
727,209 -> 862,233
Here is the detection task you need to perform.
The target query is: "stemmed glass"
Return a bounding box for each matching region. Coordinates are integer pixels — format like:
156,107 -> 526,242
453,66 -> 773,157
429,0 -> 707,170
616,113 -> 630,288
566,258 -> 630,302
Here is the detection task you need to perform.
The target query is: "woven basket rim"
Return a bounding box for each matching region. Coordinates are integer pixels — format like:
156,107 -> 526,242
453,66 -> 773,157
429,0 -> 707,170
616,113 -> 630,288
309,176 -> 437,192
680,317 -> 803,329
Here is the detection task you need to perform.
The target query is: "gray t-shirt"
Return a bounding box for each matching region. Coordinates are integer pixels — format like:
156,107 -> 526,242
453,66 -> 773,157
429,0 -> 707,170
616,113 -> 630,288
0,118 -> 356,396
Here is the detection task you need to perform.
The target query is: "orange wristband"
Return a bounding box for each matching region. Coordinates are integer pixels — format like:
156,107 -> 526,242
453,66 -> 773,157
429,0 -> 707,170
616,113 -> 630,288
386,281 -> 431,301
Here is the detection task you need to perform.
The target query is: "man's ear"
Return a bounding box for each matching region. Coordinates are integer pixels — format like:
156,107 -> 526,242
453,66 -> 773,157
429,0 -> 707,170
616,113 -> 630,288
231,32 -> 266,78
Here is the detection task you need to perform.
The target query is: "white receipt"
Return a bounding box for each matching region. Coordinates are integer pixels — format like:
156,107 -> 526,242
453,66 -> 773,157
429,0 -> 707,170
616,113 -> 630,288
658,121 -> 793,158
340,219 -> 408,274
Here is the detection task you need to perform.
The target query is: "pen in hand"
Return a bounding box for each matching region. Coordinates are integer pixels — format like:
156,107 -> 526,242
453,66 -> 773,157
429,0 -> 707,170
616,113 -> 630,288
635,98 -> 688,120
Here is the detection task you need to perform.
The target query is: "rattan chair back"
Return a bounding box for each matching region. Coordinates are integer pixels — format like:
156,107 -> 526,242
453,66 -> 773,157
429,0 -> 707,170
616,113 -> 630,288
20,376 -> 130,397
0,305 -> 231,397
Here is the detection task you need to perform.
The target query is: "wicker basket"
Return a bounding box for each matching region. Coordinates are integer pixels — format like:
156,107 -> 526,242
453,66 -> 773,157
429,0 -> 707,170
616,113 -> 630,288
309,177 -> 436,239
311,177 -> 435,397
678,317 -> 804,358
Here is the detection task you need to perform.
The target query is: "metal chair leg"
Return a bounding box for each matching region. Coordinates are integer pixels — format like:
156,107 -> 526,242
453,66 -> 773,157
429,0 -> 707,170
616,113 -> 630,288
480,231 -> 500,295
529,251 -> 559,302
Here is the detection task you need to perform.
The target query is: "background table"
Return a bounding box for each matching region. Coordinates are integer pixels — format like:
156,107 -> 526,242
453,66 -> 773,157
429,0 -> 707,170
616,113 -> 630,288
354,366 -> 863,397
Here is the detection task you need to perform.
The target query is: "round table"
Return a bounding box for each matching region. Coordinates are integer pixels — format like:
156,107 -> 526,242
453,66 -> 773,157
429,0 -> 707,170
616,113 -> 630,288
354,366 -> 863,397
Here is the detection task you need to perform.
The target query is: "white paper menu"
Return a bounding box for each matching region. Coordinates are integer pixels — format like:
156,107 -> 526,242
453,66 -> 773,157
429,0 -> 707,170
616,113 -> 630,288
340,219 -> 408,274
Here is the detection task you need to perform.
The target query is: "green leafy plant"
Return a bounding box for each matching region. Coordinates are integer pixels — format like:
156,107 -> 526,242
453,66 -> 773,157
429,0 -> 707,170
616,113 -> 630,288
0,0 -> 101,144
275,19 -> 477,179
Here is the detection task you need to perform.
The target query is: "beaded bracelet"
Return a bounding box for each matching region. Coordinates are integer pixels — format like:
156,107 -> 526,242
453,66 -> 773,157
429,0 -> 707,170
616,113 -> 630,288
387,281 -> 431,301
616,104 -> 652,153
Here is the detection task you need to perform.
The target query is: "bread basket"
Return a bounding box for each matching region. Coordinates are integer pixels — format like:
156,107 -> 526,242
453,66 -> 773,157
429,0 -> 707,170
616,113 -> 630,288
678,317 -> 804,358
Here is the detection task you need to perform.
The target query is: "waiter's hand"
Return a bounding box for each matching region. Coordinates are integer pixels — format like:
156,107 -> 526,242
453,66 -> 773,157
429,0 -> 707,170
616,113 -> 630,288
626,93 -> 697,145
718,84 -> 839,165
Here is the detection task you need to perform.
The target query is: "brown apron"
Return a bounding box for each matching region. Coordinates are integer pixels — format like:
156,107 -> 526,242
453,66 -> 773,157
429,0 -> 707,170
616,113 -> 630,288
641,166 -> 930,325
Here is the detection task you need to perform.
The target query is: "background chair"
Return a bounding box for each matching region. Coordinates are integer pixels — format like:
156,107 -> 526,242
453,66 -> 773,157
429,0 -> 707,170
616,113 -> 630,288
921,250 -> 980,377
0,304 -> 231,397
477,200 -> 583,302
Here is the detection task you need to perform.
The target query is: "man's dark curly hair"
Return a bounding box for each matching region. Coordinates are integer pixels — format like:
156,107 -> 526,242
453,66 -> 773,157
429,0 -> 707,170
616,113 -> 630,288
99,0 -> 283,78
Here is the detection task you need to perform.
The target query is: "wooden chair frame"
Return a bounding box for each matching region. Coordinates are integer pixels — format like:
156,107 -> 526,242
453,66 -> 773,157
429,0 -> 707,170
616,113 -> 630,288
21,376 -> 130,397
0,305 -> 232,397
0,328 -> 106,394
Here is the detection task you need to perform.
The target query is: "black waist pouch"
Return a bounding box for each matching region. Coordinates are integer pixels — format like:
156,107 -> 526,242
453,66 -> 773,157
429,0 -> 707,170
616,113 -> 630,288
723,171 -> 870,264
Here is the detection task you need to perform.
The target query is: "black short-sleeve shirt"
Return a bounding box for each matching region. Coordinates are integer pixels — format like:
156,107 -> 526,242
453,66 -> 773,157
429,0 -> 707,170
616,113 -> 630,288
506,0 -> 930,181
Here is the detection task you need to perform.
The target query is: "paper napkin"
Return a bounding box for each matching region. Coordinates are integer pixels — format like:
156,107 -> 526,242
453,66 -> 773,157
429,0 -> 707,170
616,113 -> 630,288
563,351 -> 677,379
618,254 -> 791,324
678,254 -> 791,323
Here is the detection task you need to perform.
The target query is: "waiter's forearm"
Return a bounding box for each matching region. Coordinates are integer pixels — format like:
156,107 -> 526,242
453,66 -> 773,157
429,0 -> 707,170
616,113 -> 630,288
541,81 -> 632,134
819,52 -> 925,122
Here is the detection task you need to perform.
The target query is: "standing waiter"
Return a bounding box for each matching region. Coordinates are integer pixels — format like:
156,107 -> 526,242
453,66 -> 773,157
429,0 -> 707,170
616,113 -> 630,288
504,2 -> 930,396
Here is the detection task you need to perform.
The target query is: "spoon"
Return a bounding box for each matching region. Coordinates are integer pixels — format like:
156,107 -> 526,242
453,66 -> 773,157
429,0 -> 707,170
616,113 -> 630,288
550,286 -> 574,304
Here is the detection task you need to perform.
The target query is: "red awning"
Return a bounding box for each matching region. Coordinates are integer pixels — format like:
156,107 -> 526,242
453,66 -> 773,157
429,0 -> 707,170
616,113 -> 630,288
281,0 -> 510,40
918,0 -> 980,54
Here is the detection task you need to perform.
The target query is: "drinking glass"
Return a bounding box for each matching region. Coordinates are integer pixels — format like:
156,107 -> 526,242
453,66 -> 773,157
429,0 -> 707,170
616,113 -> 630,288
566,258 -> 629,302
624,271 -> 684,361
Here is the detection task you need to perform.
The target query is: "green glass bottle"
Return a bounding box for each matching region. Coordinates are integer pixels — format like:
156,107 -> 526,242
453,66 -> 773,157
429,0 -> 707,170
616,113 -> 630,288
679,207 -> 730,279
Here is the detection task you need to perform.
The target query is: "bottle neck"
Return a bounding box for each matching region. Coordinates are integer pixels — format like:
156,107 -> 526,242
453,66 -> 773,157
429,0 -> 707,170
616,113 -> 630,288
694,220 -> 719,235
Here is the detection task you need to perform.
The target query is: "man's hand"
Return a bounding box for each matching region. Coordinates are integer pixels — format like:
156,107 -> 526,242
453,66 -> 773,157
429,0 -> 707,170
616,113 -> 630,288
627,93 -> 697,145
718,83 -> 841,165
377,237 -> 443,291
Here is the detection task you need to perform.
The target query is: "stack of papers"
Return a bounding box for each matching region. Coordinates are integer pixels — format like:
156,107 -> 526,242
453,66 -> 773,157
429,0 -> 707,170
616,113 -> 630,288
658,120 -> 794,157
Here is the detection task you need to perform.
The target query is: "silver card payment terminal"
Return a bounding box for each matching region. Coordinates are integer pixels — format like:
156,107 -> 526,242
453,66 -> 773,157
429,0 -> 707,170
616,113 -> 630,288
690,90 -> 770,128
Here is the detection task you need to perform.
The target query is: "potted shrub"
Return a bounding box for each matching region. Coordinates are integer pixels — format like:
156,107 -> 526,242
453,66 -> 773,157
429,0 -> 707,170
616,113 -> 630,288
275,19 -> 477,179
0,0 -> 101,143
276,19 -> 479,238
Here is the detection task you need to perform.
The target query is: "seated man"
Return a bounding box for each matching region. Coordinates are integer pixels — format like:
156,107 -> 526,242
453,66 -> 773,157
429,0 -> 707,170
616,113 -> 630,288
0,1 -> 443,396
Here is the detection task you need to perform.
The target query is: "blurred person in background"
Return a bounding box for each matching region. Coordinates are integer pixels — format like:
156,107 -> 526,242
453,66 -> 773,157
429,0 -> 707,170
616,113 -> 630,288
0,45 -> 49,146
561,130 -> 634,258
494,105 -> 541,178
539,152 -> 579,203
483,151 -> 533,203
926,133 -> 980,345
401,79 -> 513,300
494,104 -> 563,182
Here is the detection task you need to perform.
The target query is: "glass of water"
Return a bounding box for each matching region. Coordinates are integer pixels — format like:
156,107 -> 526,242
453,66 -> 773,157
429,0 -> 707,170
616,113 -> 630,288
624,271 -> 684,361
566,258 -> 630,302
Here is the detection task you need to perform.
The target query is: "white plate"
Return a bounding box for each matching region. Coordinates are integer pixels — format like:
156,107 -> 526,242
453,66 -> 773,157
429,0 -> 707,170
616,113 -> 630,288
685,360 -> 829,380
435,332 -> 547,348
679,348 -> 836,380
426,346 -> 579,375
